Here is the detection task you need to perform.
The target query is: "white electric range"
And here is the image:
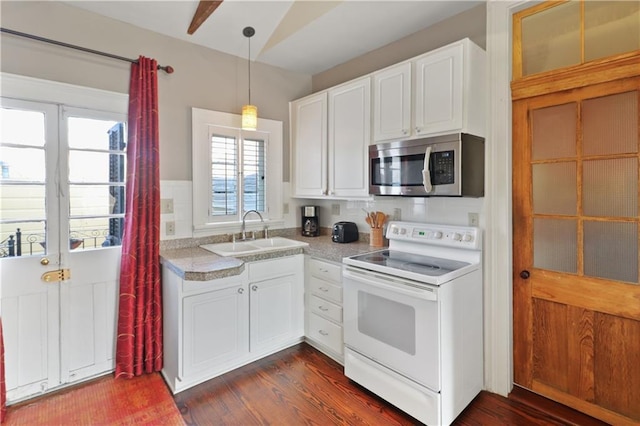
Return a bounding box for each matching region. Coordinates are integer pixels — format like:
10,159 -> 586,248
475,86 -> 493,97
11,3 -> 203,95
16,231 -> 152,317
342,221 -> 484,426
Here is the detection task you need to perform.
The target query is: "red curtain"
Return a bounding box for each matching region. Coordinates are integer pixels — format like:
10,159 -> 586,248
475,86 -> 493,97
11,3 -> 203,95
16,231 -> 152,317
115,56 -> 162,378
1,318 -> 6,423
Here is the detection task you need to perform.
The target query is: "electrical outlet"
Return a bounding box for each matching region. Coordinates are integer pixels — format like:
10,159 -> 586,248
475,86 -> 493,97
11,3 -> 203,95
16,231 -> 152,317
331,203 -> 340,215
468,212 -> 479,227
393,208 -> 401,221
283,203 -> 289,214
161,199 -> 174,214
166,221 -> 176,236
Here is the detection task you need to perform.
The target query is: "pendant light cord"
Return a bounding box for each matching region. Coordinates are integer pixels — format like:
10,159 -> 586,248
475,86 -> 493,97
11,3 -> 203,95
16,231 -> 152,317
243,26 -> 255,106
248,35 -> 251,105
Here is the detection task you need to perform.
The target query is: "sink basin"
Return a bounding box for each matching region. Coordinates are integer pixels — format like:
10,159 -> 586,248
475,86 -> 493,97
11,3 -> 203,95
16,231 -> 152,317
250,237 -> 307,249
201,237 -> 308,257
200,241 -> 259,256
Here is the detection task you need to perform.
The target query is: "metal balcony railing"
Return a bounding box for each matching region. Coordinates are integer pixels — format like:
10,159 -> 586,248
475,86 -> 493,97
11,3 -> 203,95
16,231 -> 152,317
0,227 -> 122,258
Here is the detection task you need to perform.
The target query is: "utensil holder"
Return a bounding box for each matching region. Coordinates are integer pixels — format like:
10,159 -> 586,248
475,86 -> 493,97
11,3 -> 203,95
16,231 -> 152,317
370,227 -> 384,247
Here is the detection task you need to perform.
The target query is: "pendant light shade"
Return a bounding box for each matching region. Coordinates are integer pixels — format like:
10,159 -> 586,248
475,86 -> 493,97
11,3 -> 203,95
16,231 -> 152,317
242,104 -> 257,130
242,26 -> 257,131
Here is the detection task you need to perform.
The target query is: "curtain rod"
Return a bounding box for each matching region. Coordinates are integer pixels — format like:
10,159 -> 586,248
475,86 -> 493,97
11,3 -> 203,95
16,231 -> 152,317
1,27 -> 174,74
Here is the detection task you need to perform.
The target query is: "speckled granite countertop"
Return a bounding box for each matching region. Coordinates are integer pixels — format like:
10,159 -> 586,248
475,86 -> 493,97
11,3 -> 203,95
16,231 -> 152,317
160,228 -> 383,282
287,234 -> 379,263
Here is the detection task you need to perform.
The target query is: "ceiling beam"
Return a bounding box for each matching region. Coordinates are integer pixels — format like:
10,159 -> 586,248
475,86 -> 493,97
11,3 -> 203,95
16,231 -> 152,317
187,0 -> 223,35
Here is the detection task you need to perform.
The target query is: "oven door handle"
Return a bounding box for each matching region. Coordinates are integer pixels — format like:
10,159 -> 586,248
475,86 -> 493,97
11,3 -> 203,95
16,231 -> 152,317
343,267 -> 437,301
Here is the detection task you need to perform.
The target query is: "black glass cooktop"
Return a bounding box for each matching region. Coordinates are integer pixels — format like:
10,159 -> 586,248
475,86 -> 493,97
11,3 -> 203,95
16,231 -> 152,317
349,250 -> 470,277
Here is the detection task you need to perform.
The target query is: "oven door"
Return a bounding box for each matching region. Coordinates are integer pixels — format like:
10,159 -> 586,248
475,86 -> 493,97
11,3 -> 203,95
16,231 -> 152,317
342,265 -> 440,391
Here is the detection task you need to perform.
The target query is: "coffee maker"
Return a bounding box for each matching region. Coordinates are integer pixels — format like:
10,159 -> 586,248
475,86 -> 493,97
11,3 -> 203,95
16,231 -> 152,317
301,205 -> 320,237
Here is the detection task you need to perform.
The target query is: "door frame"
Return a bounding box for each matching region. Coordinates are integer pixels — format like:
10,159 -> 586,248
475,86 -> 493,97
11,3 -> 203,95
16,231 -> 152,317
483,0 -> 537,397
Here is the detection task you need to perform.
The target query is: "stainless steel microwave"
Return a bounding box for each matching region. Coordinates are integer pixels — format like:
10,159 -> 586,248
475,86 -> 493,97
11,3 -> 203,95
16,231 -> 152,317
369,133 -> 484,197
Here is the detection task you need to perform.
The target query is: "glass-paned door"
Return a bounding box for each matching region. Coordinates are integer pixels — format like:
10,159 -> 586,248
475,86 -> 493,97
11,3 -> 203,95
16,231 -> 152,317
513,79 -> 640,424
0,97 -> 126,402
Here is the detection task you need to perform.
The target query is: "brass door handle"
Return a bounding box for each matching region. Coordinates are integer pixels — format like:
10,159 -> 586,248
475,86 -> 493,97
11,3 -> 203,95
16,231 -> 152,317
41,257 -> 50,266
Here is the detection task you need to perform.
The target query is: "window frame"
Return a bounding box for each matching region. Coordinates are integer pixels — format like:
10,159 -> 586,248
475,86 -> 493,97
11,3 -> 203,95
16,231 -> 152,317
192,108 -> 283,235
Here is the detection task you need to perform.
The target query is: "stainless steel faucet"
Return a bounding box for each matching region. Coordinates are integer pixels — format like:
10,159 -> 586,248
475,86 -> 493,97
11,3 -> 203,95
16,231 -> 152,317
241,210 -> 264,240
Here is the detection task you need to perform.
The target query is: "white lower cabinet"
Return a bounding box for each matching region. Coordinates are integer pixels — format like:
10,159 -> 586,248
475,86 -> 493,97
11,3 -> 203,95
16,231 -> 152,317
248,255 -> 305,353
162,254 -> 304,393
182,280 -> 248,378
304,257 -> 344,363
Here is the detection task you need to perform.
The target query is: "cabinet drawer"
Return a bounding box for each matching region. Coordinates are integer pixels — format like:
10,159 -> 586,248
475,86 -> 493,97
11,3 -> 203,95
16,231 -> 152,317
308,313 -> 343,356
309,294 -> 342,324
249,255 -> 301,282
308,276 -> 342,304
308,258 -> 342,283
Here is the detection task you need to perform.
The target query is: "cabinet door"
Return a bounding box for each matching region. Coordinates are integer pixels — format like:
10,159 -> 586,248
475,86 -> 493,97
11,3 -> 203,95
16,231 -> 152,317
328,77 -> 371,198
414,43 -> 463,136
250,274 -> 299,352
372,62 -> 411,142
182,283 -> 248,378
290,92 -> 327,197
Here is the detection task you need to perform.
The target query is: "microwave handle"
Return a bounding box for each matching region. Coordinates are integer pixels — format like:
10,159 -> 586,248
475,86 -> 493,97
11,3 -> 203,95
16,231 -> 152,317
422,146 -> 433,193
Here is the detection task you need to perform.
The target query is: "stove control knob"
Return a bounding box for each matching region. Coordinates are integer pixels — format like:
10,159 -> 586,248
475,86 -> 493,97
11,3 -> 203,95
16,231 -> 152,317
463,234 -> 473,242
391,226 -> 399,235
399,228 -> 407,235
433,231 -> 443,239
451,233 -> 462,241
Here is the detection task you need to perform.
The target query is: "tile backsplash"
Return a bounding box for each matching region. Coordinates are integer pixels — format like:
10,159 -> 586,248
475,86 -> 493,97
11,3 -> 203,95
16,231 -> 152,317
160,179 -> 484,241
305,196 -> 485,234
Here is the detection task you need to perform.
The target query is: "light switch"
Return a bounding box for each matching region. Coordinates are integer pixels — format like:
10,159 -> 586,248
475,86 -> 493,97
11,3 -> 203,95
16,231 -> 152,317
161,199 -> 174,214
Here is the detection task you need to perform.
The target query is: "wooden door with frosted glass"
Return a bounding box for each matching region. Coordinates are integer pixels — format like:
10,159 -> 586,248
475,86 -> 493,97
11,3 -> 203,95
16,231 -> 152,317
512,78 -> 640,425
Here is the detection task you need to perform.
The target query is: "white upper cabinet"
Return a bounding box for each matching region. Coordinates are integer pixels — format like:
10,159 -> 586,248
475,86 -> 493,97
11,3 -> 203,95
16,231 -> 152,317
291,77 -> 371,199
372,62 -> 411,141
414,45 -> 463,136
290,92 -> 327,198
414,38 -> 485,138
373,38 -> 486,142
328,77 -> 371,198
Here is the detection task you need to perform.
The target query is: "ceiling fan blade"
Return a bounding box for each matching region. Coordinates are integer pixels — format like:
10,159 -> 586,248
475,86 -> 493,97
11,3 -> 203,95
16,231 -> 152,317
187,0 -> 223,35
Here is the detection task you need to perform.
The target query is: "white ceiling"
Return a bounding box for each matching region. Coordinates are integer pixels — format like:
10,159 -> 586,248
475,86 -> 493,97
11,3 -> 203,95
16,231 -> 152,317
64,1 -> 483,75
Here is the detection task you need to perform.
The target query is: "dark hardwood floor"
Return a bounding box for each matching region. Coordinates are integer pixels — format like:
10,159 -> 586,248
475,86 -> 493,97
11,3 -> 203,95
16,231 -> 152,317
174,343 -> 608,426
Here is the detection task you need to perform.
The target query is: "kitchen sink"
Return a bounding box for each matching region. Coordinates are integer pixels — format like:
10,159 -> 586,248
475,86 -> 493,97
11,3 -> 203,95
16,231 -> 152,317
250,237 -> 305,249
201,237 -> 308,257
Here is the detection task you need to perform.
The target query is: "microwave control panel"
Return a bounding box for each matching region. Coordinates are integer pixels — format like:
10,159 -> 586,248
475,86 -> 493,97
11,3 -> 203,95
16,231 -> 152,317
431,151 -> 455,185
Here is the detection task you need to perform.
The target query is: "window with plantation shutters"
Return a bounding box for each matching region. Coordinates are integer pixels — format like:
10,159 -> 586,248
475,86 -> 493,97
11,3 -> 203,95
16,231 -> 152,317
211,134 -> 238,217
242,138 -> 265,212
209,130 -> 266,221
192,108 -> 283,233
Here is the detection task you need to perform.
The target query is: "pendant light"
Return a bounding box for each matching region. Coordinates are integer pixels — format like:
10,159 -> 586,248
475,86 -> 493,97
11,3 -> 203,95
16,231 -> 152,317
241,26 -> 257,131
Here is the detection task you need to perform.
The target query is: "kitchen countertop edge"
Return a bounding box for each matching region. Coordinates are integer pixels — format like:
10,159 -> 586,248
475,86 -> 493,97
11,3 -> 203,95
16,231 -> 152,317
160,234 -> 380,281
